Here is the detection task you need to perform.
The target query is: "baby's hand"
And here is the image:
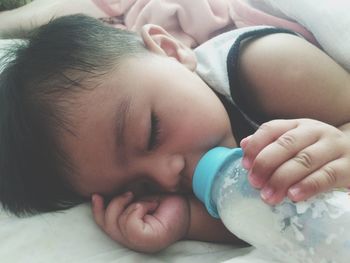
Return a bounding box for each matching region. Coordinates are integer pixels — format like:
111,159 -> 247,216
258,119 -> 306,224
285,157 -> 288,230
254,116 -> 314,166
91,192 -> 190,253
241,119 -> 350,205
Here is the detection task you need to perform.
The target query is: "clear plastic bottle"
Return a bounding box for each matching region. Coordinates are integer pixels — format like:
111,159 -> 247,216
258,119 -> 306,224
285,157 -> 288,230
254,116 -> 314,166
193,147 -> 350,263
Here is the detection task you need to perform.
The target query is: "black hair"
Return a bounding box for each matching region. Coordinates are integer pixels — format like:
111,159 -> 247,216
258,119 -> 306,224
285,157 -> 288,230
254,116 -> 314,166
0,14 -> 147,216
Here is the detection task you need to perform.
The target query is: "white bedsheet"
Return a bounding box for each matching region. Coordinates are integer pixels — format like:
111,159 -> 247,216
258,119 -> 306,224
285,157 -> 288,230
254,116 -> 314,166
0,203 -> 261,263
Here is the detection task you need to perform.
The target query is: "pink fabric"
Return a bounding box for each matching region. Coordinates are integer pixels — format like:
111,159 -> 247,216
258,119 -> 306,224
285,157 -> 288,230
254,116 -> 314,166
92,0 -> 120,17
91,0 -> 317,48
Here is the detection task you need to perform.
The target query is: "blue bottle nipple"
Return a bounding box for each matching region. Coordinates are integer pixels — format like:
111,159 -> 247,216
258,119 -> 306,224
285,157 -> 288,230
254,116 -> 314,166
192,147 -> 243,218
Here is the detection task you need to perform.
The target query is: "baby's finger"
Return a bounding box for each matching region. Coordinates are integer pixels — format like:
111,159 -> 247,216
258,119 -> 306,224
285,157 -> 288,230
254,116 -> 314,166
91,194 -> 106,228
260,139 -> 339,204
248,125 -> 318,188
119,200 -> 160,238
122,200 -> 159,225
287,159 -> 346,202
243,119 -> 299,169
104,192 -> 134,231
240,135 -> 252,149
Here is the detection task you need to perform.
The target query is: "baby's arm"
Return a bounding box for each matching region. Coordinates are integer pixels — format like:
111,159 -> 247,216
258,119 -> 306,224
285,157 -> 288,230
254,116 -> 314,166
92,193 -> 244,253
184,195 -> 245,244
236,33 -> 350,204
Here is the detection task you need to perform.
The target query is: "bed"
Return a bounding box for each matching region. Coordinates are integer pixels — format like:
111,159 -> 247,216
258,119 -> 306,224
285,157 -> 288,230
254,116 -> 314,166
0,202 -> 258,263
1,1 -> 349,262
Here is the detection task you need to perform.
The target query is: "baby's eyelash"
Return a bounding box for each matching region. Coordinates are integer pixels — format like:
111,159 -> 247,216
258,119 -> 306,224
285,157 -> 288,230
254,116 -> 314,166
148,112 -> 161,150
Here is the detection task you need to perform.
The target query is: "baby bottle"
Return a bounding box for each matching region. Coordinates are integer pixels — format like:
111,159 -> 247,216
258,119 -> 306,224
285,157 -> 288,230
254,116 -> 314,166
193,147 -> 350,263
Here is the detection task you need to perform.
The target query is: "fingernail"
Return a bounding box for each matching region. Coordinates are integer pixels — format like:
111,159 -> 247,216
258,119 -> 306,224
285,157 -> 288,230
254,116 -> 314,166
289,186 -> 303,200
261,186 -> 274,201
240,135 -> 252,149
242,157 -> 252,169
248,173 -> 261,188
91,194 -> 97,204
124,191 -> 133,198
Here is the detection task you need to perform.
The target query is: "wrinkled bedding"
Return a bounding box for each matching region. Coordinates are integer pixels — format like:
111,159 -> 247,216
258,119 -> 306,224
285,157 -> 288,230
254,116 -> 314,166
0,203 -> 257,263
93,0 -> 350,70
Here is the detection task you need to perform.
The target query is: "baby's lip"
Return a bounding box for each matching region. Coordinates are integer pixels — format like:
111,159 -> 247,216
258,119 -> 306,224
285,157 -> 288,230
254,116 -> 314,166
181,162 -> 197,193
177,164 -> 192,194
179,175 -> 193,194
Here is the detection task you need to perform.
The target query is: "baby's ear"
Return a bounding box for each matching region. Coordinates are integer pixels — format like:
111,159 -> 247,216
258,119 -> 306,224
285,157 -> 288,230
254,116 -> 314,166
141,24 -> 196,71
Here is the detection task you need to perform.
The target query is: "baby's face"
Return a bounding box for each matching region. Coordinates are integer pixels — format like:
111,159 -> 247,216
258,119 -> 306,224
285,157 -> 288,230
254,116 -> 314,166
61,54 -> 236,198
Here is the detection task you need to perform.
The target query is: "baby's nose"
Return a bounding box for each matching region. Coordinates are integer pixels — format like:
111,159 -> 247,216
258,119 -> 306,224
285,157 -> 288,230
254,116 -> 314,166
151,154 -> 185,192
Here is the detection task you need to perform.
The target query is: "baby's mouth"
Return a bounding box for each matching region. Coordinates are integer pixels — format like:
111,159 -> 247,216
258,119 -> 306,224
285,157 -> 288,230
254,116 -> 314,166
179,175 -> 193,194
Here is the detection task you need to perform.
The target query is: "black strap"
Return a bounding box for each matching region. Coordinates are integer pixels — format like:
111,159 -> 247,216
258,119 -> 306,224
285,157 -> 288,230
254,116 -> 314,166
225,27 -> 297,142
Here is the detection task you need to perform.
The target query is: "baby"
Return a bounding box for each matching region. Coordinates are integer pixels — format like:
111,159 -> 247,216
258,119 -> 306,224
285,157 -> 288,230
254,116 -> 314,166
1,15 -> 350,253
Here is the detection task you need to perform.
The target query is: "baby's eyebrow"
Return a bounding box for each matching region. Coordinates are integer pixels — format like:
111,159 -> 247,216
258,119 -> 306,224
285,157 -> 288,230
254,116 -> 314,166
115,95 -> 132,156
